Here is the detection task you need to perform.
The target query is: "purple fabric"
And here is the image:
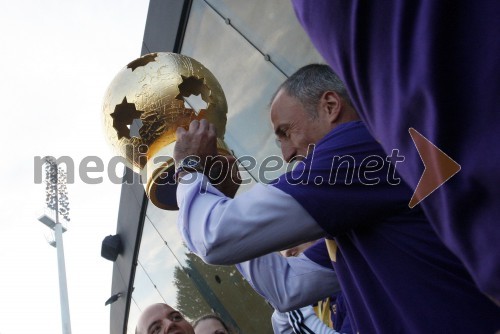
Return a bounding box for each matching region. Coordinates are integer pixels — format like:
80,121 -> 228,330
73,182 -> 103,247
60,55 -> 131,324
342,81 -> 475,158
274,122 -> 500,333
303,239 -> 332,269
304,239 -> 353,334
291,0 -> 500,302
333,292 -> 351,334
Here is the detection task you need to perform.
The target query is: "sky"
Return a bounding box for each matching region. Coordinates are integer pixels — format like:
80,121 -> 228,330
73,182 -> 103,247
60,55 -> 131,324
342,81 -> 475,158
0,1 -> 150,333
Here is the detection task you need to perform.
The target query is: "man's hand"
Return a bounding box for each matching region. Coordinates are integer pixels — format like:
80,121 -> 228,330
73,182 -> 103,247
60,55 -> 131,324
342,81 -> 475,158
174,119 -> 218,168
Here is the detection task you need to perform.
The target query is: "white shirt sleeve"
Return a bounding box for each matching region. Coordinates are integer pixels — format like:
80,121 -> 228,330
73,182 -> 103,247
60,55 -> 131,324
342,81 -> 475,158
271,308 -> 294,334
176,173 -> 325,265
272,305 -> 340,334
236,252 -> 340,312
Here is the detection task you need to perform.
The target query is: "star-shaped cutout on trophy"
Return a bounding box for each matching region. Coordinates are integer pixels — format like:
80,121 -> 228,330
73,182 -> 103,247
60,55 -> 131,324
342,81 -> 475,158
110,97 -> 144,139
176,75 -> 212,116
126,53 -> 158,71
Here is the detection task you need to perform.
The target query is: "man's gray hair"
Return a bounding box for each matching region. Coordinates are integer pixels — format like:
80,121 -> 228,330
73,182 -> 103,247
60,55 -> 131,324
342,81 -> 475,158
273,64 -> 352,118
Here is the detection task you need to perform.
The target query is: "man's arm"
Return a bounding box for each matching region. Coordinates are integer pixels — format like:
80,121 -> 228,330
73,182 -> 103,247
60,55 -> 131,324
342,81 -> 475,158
176,172 -> 325,265
236,251 -> 339,312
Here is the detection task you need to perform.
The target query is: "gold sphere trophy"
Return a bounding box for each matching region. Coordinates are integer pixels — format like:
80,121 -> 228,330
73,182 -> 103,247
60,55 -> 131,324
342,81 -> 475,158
103,52 -> 230,210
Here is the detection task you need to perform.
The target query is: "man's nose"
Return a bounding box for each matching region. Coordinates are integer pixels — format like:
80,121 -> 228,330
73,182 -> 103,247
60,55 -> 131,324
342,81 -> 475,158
161,319 -> 175,333
281,143 -> 296,163
283,247 -> 298,257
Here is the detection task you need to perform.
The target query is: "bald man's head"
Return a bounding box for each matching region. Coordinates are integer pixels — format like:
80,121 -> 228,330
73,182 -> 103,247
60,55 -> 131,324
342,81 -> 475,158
136,303 -> 194,334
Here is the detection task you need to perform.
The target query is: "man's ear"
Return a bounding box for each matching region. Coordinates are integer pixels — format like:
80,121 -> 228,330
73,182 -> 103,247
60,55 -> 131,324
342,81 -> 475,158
320,91 -> 342,124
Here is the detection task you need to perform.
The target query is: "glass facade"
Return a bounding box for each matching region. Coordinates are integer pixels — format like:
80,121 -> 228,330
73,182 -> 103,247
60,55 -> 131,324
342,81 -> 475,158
126,0 -> 325,332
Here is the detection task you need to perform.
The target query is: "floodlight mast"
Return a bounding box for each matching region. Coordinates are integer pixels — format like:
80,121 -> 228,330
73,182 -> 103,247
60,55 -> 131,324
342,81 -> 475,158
40,157 -> 72,334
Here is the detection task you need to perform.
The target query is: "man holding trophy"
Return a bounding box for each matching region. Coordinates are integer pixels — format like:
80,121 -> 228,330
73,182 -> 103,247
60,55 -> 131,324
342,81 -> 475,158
171,64 -> 500,333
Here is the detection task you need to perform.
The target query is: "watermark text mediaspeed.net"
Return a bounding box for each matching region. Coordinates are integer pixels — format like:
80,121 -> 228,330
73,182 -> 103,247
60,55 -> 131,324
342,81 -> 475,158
33,147 -> 405,186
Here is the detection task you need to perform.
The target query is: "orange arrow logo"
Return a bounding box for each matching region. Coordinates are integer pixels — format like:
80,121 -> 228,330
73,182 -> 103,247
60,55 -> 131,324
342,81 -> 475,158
408,128 -> 461,208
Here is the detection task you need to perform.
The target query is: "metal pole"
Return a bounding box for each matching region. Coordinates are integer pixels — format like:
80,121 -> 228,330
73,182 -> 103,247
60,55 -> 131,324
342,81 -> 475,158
54,167 -> 72,334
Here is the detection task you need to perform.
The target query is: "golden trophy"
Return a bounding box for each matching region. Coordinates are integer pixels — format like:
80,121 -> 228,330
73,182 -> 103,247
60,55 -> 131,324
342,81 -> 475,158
102,52 -> 230,210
